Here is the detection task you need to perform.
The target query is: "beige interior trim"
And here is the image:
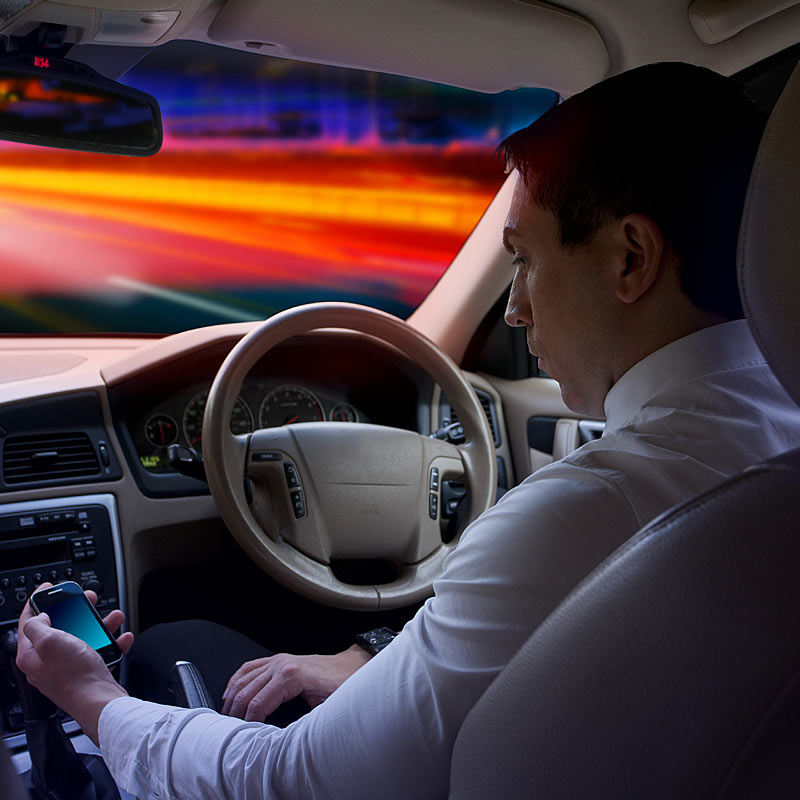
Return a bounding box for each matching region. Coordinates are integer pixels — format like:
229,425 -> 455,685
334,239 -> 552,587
553,418 -> 581,460
0,340 -> 144,406
688,0 -> 800,45
484,374 -> 577,482
409,174 -> 516,364
207,0 -> 608,95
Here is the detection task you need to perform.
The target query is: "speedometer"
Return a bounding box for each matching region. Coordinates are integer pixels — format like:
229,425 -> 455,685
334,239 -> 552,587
259,385 -> 324,428
182,389 -> 253,452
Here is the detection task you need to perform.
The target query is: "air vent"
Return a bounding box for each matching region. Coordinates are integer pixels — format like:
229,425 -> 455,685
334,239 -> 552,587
2,433 -> 100,485
449,392 -> 499,445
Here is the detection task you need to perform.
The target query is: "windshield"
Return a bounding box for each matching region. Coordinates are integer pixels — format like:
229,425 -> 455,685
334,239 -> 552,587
0,41 -> 556,334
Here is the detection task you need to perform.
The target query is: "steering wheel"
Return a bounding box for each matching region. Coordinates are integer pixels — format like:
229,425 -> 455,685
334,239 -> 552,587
203,302 -> 497,610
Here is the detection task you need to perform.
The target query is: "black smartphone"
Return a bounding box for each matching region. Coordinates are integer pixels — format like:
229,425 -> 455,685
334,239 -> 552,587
30,581 -> 122,668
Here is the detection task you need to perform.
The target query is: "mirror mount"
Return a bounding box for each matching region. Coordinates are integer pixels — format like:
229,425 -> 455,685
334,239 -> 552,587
3,23 -> 73,61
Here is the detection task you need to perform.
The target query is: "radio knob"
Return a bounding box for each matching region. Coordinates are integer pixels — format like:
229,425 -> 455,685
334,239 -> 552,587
48,570 -> 59,582
83,579 -> 103,595
32,572 -> 43,586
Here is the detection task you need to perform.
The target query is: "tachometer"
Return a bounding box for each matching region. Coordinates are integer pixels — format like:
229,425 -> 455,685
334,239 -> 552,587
182,389 -> 253,452
259,385 -> 324,428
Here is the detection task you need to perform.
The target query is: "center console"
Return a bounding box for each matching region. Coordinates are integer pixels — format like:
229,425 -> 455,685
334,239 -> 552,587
0,494 -> 126,743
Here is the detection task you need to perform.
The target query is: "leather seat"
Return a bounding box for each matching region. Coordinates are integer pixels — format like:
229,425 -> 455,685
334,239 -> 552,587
448,61 -> 800,799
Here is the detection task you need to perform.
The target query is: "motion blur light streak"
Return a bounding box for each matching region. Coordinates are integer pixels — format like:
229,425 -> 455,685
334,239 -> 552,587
0,164 -> 489,232
108,276 -> 263,321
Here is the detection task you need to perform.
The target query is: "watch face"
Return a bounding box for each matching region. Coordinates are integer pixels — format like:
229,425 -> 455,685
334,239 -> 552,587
357,627 -> 397,653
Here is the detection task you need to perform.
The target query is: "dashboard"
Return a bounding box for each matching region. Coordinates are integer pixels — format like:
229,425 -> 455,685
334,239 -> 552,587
108,330 -> 432,496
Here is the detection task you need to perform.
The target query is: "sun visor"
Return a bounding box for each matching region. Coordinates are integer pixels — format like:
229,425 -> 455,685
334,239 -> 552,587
207,0 -> 608,95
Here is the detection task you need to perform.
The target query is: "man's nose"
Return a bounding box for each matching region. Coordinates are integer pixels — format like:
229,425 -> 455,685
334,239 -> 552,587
504,273 -> 528,328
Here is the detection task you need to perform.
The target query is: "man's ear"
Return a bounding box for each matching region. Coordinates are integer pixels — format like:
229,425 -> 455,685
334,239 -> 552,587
612,214 -> 664,304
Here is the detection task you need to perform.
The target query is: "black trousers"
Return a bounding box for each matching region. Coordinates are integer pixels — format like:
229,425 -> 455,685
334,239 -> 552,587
124,620 -> 310,727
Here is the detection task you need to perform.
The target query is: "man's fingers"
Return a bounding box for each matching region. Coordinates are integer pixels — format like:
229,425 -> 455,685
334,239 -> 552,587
85,590 -> 98,606
102,609 -> 125,633
99,610 -> 133,653
21,613 -> 52,644
243,680 -> 288,722
222,657 -> 270,702
20,581 -> 53,626
227,669 -> 276,720
222,666 -> 275,718
18,597 -> 37,627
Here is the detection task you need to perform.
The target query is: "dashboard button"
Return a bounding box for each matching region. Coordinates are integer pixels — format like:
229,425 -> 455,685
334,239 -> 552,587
429,467 -> 440,492
428,493 -> 439,520
291,490 -> 306,519
0,578 -> 10,589
252,451 -> 282,462
15,590 -> 27,604
64,568 -> 74,579
48,570 -> 59,582
16,575 -> 26,587
284,463 -> 300,488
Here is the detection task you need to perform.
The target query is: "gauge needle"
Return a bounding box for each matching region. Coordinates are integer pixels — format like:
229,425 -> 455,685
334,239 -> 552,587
284,415 -> 299,425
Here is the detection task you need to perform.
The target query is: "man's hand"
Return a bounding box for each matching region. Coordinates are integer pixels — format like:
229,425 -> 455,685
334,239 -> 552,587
221,645 -> 371,722
15,584 -> 134,745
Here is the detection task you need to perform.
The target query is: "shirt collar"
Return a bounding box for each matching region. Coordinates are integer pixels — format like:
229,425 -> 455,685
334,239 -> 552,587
603,319 -> 765,433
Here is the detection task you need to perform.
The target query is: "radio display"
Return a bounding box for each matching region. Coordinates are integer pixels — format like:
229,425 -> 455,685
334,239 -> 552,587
0,541 -> 70,571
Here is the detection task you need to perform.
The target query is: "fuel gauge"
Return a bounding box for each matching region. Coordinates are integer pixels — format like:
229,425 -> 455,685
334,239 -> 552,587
145,414 -> 179,448
329,403 -> 359,423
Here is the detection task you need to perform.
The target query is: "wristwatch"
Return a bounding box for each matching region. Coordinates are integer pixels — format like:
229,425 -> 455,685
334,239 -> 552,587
355,627 -> 397,655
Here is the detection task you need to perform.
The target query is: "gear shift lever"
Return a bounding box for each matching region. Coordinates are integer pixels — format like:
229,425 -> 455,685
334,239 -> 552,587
2,628 -> 122,800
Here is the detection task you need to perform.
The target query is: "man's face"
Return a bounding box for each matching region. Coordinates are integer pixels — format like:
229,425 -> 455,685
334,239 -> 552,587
503,176 -> 615,418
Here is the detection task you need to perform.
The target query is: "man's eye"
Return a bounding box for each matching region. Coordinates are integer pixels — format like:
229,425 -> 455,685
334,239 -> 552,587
512,255 -> 525,268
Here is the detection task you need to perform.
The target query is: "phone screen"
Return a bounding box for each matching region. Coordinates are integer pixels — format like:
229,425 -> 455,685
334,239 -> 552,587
30,582 -> 121,666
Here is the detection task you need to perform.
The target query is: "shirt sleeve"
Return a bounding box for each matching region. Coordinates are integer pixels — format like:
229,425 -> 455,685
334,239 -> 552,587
99,466 -> 637,800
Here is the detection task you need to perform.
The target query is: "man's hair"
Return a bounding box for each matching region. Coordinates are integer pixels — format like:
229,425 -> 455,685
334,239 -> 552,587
499,62 -> 767,320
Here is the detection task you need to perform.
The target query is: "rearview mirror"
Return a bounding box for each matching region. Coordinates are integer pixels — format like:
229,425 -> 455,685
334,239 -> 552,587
0,53 -> 162,156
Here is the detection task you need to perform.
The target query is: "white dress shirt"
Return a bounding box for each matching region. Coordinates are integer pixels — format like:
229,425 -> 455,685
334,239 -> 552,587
99,319 -> 800,799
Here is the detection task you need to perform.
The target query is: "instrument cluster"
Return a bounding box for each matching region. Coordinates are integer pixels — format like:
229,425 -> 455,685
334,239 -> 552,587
134,381 -> 362,473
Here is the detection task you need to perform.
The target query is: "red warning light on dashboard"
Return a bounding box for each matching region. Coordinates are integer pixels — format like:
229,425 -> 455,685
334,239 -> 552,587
34,56 -> 50,69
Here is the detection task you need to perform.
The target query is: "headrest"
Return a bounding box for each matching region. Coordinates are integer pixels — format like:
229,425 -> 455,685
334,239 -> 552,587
738,60 -> 800,406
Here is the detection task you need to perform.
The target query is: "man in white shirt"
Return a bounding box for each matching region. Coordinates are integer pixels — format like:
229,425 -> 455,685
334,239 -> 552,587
16,62 -> 800,799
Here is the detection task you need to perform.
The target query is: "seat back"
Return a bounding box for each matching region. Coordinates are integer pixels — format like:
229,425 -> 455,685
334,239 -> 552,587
449,450 -> 800,798
449,58 -> 800,799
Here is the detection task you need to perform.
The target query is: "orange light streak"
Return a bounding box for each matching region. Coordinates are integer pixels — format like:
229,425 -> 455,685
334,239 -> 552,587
0,165 -> 488,232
